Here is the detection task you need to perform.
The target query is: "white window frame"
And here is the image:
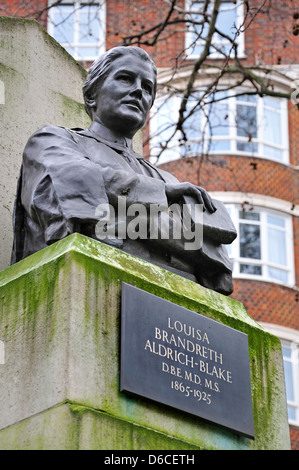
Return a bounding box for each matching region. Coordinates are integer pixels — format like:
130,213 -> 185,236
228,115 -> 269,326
282,339 -> 299,427
230,92 -> 289,164
185,0 -> 245,59
225,204 -> 295,287
150,88 -> 289,165
47,1 -> 106,61
260,323 -> 299,427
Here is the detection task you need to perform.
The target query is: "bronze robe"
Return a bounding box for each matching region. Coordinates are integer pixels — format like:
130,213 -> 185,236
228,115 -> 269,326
11,120 -> 237,295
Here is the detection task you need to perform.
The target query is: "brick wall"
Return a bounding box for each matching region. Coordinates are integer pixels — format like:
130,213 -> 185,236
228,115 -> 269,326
232,280 -> 298,329
0,0 -> 48,27
290,427 -> 299,451
106,0 -> 185,66
244,0 -> 299,67
159,155 -> 298,203
289,101 -> 299,167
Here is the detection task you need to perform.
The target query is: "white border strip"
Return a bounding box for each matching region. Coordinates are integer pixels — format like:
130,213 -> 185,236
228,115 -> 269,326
209,191 -> 299,217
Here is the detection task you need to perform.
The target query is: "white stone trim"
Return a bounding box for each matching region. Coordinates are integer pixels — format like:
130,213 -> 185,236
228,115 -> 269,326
209,192 -> 299,217
259,323 -> 299,343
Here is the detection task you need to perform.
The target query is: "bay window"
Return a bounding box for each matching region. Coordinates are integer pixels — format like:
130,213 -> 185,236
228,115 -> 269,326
225,205 -> 295,286
261,324 -> 299,427
282,340 -> 299,426
150,90 -> 289,164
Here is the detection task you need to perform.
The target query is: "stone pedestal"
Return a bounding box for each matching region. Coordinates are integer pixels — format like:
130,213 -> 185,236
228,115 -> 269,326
0,234 -> 290,449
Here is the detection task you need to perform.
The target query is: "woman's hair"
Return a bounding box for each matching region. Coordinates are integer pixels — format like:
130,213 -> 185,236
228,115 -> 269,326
82,46 -> 157,119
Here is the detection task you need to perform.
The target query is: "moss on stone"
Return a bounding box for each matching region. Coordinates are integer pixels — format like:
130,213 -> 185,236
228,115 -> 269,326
0,234 -> 290,449
0,15 -> 87,78
52,91 -> 91,128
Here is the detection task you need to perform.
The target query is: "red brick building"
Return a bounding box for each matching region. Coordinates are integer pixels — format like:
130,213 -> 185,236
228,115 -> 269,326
1,0 -> 298,449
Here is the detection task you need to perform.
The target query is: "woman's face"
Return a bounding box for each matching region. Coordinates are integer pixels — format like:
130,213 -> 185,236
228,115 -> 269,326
94,54 -> 156,138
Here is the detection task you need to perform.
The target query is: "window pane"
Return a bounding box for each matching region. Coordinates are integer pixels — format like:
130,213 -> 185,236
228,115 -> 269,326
236,94 -> 257,103
264,96 -> 281,110
268,227 -> 287,266
155,96 -> 177,142
76,46 -> 101,59
237,141 -> 258,153
53,6 -> 74,44
187,2 -> 207,55
240,264 -> 262,275
263,145 -> 283,161
152,96 -> 181,162
282,345 -> 292,358
209,97 -> 230,136
282,343 -> 299,423
184,90 -> 203,140
239,210 -> 260,221
209,140 -> 230,151
213,1 -> 238,54
283,360 -> 294,402
188,1 -> 239,56
267,214 -> 285,227
236,103 -> 257,138
216,2 -> 237,40
288,406 -> 296,421
226,244 -> 232,256
264,108 -> 281,145
240,223 -> 261,259
185,110 -> 201,141
268,267 -> 288,283
79,7 -> 100,44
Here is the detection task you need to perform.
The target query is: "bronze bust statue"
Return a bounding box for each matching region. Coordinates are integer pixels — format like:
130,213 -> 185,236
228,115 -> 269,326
11,46 -> 237,295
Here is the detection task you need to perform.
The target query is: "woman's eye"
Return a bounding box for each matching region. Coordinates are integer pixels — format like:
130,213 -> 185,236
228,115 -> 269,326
119,74 -> 132,83
144,84 -> 153,95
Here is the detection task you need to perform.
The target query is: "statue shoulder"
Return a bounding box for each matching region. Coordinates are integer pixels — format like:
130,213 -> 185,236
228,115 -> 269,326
22,125 -> 88,165
23,125 -> 87,153
29,124 -> 83,140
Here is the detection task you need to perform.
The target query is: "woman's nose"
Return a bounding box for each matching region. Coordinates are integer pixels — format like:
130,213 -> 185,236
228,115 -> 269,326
130,79 -> 143,98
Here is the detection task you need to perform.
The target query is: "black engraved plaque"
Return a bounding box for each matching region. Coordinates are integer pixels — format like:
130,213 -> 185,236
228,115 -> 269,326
120,283 -> 254,439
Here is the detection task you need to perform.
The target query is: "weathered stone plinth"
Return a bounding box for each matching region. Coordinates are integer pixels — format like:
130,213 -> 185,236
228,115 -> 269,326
0,234 -> 290,449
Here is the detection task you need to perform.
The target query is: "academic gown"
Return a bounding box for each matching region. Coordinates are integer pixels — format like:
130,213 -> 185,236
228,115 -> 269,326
11,119 -> 237,295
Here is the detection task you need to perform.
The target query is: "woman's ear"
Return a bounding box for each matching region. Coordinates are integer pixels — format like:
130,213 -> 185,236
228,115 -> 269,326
85,95 -> 97,113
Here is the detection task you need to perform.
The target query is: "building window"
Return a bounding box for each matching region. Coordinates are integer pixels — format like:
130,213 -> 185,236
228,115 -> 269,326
225,205 -> 295,286
260,324 -> 299,427
185,0 -> 245,58
150,90 -> 289,164
282,340 -> 299,426
48,1 -> 106,61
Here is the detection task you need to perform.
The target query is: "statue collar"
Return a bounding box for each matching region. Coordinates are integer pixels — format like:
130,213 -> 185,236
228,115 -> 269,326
87,118 -> 135,153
